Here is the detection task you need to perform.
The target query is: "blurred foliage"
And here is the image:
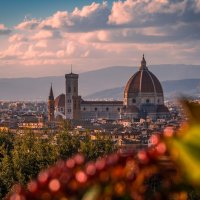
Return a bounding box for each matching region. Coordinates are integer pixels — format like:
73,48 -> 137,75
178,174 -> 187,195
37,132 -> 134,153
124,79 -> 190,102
166,100 -> 200,190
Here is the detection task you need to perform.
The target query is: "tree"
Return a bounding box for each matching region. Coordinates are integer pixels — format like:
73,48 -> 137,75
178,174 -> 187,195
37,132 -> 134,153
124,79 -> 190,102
0,154 -> 16,198
56,129 -> 80,160
80,133 -> 116,160
0,122 -> 116,199
12,131 -> 57,185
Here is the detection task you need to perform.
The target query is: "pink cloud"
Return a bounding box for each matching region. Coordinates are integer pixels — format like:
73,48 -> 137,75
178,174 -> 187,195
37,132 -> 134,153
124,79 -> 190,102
32,30 -> 53,40
72,2 -> 107,17
0,24 -> 11,34
0,0 -> 200,76
14,2 -> 109,32
9,34 -> 27,42
15,19 -> 39,30
0,43 -> 28,59
39,11 -> 73,29
108,0 -> 136,25
108,0 -> 187,25
35,40 -> 47,48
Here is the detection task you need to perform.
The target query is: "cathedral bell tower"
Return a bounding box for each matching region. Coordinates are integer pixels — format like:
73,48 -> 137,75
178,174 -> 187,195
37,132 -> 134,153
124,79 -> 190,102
48,84 -> 55,122
65,68 -> 81,120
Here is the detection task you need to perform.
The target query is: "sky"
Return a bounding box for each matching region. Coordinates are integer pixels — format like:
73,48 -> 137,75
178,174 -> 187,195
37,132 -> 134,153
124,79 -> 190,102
0,0 -> 200,77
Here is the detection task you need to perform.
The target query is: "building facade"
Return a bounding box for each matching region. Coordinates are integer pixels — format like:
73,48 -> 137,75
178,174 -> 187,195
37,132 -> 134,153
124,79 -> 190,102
49,55 -> 169,121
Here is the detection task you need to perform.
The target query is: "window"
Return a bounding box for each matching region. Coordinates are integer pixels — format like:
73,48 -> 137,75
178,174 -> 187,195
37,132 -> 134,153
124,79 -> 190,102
106,107 -> 109,111
146,99 -> 150,103
74,87 -> 76,92
157,99 -> 160,103
117,108 -> 120,112
95,107 -> 98,111
68,87 -> 71,93
83,107 -> 86,111
132,99 -> 136,103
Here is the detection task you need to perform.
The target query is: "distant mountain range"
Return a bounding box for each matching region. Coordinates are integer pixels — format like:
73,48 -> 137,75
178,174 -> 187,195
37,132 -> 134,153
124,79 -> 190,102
85,79 -> 200,100
0,64 -> 200,101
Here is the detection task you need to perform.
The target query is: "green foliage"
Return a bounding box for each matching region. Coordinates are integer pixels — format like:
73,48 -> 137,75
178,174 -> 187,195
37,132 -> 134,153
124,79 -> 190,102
0,154 -> 15,199
12,132 -> 57,185
80,133 -> 116,160
0,123 -> 115,198
0,132 -> 14,155
56,130 -> 80,160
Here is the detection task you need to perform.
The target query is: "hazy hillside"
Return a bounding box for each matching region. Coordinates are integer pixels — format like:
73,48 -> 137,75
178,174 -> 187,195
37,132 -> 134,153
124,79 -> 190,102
85,79 -> 200,100
0,64 -> 200,100
79,64 -> 200,96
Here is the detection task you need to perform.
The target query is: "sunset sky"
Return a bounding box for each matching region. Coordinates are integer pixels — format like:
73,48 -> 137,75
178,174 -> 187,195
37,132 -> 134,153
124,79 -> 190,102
0,0 -> 200,77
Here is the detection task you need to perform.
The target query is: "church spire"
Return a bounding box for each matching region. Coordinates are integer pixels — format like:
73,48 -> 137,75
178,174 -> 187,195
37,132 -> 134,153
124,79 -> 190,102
48,83 -> 55,122
49,83 -> 54,100
140,54 -> 148,70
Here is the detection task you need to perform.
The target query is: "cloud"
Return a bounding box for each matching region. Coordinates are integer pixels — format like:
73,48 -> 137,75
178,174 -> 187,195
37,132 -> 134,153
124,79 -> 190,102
13,1 -> 200,36
35,40 -> 47,48
0,42 -> 28,59
0,0 -> 200,75
108,0 -> 199,26
0,24 -> 11,35
9,34 -> 28,42
15,19 -> 39,30
31,30 -> 60,40
15,2 -> 110,32
39,11 -> 73,29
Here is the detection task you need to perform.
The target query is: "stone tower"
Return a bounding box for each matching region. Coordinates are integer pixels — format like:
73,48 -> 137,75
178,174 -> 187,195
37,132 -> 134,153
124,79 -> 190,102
65,71 -> 81,120
48,84 -> 55,122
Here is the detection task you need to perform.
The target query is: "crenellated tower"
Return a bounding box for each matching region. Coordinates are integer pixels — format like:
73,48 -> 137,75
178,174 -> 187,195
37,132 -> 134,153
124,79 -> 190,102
65,70 -> 81,120
48,84 -> 55,122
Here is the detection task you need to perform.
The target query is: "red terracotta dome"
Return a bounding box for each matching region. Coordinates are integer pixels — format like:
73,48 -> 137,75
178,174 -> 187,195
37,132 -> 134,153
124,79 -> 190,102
55,94 -> 65,108
124,55 -> 163,98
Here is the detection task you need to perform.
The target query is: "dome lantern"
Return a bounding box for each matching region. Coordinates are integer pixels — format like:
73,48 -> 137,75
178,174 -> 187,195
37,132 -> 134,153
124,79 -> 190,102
140,54 -> 148,70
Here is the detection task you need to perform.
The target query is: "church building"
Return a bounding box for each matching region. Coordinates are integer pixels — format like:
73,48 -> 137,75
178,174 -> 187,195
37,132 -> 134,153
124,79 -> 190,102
48,55 -> 169,121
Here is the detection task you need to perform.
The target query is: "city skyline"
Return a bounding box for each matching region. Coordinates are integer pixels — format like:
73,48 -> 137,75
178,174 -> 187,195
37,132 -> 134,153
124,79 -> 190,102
0,0 -> 200,77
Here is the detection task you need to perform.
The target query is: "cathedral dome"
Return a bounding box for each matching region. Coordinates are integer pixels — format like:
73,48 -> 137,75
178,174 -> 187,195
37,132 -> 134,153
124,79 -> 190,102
55,94 -> 65,108
124,55 -> 163,98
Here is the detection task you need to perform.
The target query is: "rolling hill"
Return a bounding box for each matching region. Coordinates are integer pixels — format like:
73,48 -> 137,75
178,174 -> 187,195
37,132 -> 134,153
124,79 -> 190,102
85,79 -> 200,100
0,64 -> 200,100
